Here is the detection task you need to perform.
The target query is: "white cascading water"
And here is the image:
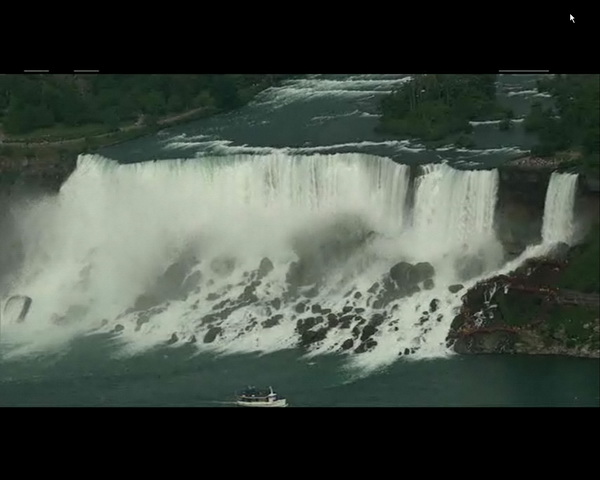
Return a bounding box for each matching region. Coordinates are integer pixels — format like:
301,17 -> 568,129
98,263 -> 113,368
2,153 -> 506,370
411,164 -> 500,263
542,172 -> 579,245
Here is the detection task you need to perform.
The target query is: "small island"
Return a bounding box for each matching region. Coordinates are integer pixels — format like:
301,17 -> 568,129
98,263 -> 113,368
377,74 -> 513,148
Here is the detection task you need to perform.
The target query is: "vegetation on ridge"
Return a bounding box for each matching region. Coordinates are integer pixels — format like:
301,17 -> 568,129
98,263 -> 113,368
0,74 -> 293,137
377,74 -> 512,144
524,74 -> 600,174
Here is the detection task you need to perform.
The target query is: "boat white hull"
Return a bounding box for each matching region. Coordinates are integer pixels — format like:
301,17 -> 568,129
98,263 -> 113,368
236,399 -> 288,407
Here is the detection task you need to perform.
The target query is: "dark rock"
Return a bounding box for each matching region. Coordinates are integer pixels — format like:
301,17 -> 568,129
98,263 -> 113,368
368,282 -> 380,294
311,304 -> 321,314
453,331 -> 517,354
300,327 -> 327,346
429,298 -> 440,312
240,284 -> 256,301
135,314 -> 151,331
355,307 -> 365,314
449,284 -> 464,293
403,347 -> 410,356
166,333 -> 179,345
271,298 -> 282,310
342,306 -> 353,314
206,292 -> 220,301
296,317 -> 317,332
360,324 -> 377,341
355,339 -> 377,353
320,308 -> 331,315
258,257 -> 274,278
390,262 -> 412,284
407,284 -> 421,296
339,316 -> 353,329
412,262 -> 435,283
188,335 -> 197,344
352,326 -> 361,338
450,314 -> 466,331
217,306 -> 234,320
262,315 -> 282,328
382,277 -> 397,292
423,278 -> 435,290
328,315 -> 339,328
112,324 -> 124,333
341,338 -> 354,350
354,291 -> 362,299
213,299 -> 229,310
201,314 -> 218,325
370,313 -> 385,327
203,327 -> 222,343
295,302 -> 306,314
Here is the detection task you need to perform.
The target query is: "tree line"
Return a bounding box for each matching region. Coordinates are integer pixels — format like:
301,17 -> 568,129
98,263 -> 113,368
524,74 -> 599,170
0,74 -> 294,135
378,74 -> 511,142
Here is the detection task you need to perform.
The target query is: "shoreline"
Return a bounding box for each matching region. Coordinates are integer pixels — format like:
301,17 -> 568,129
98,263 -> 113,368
448,252 -> 600,360
0,83 -> 277,190
504,150 -> 584,170
0,105 -> 214,148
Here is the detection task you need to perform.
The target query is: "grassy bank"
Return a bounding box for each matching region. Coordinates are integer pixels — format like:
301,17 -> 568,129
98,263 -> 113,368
558,223 -> 600,293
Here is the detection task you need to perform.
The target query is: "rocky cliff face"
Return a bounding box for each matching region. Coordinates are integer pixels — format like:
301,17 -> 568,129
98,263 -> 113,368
447,249 -> 600,358
495,165 -> 599,258
0,155 -> 76,193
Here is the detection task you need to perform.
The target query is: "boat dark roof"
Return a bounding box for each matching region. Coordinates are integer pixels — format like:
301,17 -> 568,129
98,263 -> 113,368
237,386 -> 281,398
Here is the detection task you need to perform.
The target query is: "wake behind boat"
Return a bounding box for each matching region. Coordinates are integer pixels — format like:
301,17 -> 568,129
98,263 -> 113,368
235,386 -> 288,407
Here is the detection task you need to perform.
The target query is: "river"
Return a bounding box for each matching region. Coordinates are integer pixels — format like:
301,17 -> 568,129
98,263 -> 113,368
0,74 -> 597,407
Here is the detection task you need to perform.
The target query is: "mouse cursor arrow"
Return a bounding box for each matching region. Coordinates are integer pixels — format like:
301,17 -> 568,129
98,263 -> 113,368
570,14 -> 575,23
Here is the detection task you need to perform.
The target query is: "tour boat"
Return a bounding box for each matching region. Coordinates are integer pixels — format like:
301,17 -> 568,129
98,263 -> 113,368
235,386 -> 288,407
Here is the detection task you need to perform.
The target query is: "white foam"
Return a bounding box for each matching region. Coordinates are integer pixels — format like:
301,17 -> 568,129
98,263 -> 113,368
1,154 -> 554,374
506,89 -> 539,97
